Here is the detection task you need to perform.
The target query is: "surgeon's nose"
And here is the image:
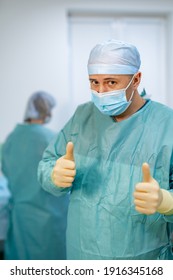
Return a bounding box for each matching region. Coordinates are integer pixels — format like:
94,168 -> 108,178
97,84 -> 107,93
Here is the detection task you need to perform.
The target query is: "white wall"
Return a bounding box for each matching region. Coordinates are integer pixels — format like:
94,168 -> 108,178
1,0 -> 173,143
0,0 -> 70,142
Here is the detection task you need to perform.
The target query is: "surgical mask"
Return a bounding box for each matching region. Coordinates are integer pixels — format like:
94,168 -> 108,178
91,76 -> 134,116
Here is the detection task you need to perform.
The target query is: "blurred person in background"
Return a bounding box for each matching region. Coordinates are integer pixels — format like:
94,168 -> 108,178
1,91 -> 69,260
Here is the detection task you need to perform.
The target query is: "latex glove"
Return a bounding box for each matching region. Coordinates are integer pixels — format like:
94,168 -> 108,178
133,163 -> 163,215
51,142 -> 76,188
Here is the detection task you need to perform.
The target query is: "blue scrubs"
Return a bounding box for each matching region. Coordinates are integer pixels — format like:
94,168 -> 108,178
2,124 -> 69,260
38,100 -> 173,259
0,175 -> 10,242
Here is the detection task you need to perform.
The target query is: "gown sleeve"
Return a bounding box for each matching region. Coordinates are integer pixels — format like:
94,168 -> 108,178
38,112 -> 77,197
163,156 -> 173,222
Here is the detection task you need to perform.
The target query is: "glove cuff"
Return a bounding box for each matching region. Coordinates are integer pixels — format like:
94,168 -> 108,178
157,189 -> 173,215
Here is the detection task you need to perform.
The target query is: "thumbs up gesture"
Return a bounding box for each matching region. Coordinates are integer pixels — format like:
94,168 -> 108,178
51,142 -> 76,188
133,163 -> 163,215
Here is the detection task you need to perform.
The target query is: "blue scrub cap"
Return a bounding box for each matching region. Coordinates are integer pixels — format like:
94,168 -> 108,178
87,39 -> 141,75
24,91 -> 56,123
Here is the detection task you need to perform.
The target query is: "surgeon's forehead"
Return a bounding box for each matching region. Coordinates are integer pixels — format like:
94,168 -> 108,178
89,74 -> 130,80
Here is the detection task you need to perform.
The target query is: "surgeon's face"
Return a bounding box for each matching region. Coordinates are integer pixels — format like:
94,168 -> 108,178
89,74 -> 133,93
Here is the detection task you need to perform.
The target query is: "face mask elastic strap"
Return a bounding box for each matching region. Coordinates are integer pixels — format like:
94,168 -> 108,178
125,74 -> 136,90
128,90 -> 135,102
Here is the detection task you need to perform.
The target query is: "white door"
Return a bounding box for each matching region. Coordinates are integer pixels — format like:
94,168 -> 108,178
68,15 -> 167,112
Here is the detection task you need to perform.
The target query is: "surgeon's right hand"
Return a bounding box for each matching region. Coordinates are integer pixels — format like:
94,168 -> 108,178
51,142 -> 76,188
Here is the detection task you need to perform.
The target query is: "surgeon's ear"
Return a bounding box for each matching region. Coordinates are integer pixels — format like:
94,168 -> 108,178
133,72 -> 141,88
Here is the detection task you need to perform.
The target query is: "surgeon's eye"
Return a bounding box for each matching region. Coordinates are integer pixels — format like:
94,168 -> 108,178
90,80 -> 99,85
107,80 -> 116,86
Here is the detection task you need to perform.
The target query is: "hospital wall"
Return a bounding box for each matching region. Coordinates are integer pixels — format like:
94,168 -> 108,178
0,0 -> 173,143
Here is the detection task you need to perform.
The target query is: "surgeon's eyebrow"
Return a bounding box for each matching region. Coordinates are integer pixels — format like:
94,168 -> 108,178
89,78 -> 98,82
103,77 -> 117,80
89,77 -> 118,81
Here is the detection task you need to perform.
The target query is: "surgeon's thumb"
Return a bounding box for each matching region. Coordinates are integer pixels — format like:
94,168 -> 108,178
142,162 -> 152,182
64,142 -> 74,161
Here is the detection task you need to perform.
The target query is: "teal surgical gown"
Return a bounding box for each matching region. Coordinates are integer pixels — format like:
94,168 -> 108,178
38,100 -> 173,260
2,124 -> 69,260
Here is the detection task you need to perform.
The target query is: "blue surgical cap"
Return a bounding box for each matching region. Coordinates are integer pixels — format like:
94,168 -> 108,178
24,91 -> 56,123
87,39 -> 141,75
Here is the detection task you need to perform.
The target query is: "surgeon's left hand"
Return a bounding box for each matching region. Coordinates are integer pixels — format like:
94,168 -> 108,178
133,163 -> 163,215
